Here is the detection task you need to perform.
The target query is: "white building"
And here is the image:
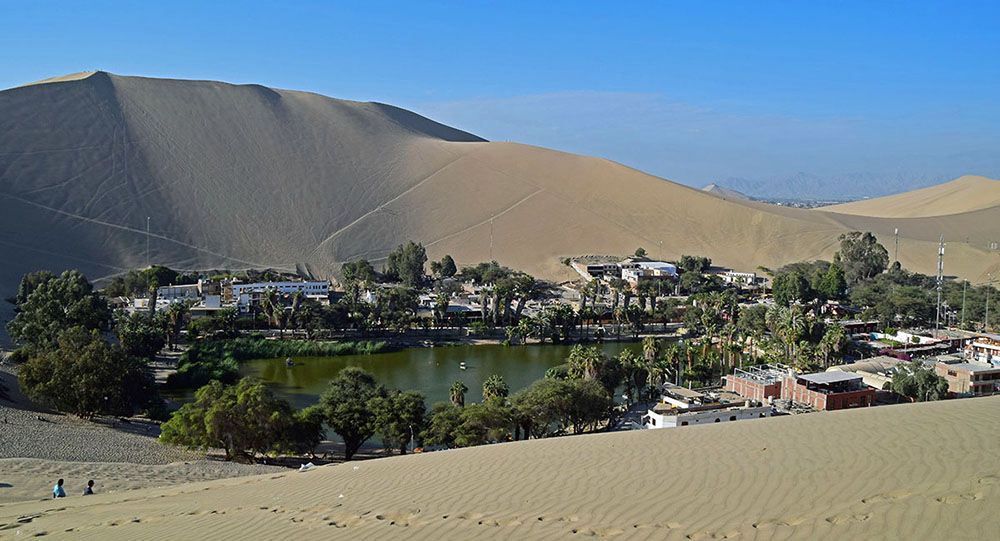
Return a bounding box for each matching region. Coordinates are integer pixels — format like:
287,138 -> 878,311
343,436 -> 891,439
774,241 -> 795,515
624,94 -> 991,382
156,283 -> 201,302
642,401 -> 771,429
720,270 -> 758,287
232,281 -> 329,310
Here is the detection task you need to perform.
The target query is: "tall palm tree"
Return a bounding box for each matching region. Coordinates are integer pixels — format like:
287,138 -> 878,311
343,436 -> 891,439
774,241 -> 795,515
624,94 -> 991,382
642,336 -> 660,367
449,381 -> 468,408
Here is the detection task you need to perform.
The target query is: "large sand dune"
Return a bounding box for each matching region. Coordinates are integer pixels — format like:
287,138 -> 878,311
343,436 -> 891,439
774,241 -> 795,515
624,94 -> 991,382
822,175 -> 1000,218
1,396 -> 997,539
1,72 -> 998,307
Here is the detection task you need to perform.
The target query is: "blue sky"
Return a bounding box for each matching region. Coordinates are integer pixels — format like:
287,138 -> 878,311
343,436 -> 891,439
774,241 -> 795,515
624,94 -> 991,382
2,1 -> 998,190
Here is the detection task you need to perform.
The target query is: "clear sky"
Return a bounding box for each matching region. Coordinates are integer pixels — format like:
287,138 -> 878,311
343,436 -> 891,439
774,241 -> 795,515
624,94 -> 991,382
3,1 -> 998,191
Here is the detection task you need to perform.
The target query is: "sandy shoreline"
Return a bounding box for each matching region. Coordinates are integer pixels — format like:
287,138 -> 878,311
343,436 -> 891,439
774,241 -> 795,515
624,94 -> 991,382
1,396 -> 997,540
1,364 -> 283,504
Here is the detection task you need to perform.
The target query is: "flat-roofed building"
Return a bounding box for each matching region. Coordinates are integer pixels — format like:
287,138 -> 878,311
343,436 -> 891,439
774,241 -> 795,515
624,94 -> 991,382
232,280 -> 329,311
965,336 -> 1000,366
935,361 -> 1000,396
826,356 -> 904,391
724,364 -> 788,402
781,372 -> 875,411
642,401 -> 771,429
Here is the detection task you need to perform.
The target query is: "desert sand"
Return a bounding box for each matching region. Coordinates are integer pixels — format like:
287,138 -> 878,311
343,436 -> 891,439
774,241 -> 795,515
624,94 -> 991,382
1,71 -> 998,316
822,175 -> 1000,218
1,396 -> 997,540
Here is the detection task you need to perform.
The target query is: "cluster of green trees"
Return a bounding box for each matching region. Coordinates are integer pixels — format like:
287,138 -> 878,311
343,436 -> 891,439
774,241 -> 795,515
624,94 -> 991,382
890,361 -> 949,402
162,345 -> 630,461
7,271 -> 161,418
162,368 -> 423,461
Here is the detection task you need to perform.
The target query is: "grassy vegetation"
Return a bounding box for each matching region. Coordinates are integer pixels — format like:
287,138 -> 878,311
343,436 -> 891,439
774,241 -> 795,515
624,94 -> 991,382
165,338 -> 390,389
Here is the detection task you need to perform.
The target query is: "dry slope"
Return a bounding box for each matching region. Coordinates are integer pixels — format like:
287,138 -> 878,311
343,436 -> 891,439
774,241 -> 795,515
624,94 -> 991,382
822,175 -> 1000,218
1,396 -> 998,540
1,72 -> 998,310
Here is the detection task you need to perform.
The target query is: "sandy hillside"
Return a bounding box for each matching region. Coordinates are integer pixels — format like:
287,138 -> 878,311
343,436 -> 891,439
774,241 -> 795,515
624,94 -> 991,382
1,71 -> 998,311
1,396 -> 997,540
822,175 -> 1000,218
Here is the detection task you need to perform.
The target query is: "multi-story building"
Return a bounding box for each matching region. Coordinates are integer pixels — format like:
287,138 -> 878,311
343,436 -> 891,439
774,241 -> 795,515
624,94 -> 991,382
935,360 -> 1000,396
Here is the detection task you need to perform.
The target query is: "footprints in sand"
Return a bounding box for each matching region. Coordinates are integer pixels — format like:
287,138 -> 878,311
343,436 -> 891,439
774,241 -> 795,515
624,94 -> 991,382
935,492 -> 983,505
752,517 -> 806,530
684,530 -> 740,540
860,490 -> 912,505
825,512 -> 871,525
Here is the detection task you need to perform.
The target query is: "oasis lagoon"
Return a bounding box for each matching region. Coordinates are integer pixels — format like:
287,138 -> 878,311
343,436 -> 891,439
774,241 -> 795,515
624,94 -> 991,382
240,342 -> 641,409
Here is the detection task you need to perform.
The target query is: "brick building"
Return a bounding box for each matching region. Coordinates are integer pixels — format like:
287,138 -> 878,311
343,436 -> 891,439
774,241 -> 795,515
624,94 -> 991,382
780,372 -> 875,411
724,364 -> 787,402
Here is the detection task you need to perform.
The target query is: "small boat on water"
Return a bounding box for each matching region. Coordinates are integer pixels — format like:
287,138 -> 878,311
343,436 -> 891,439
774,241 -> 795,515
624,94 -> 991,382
285,357 -> 294,367
459,362 -> 467,370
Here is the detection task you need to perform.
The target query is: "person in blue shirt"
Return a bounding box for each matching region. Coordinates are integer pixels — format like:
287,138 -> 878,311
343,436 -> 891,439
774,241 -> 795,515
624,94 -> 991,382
52,478 -> 66,498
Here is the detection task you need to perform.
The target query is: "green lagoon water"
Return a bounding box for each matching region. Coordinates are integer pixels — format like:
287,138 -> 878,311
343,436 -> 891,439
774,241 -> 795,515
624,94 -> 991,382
239,342 -> 641,409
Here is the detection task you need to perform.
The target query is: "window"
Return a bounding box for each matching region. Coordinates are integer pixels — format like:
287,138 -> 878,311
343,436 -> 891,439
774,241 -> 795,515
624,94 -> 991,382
680,421 -> 688,426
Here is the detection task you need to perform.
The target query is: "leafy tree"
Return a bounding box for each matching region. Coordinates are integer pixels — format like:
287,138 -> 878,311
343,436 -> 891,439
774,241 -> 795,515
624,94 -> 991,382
890,361 -> 949,401
439,255 -> 458,277
115,311 -> 167,360
633,247 -> 647,258
453,400 -> 512,447
815,263 -> 847,300
449,380 -> 468,407
7,270 -> 112,351
372,390 -> 427,454
19,327 -> 155,417
319,367 -> 386,460
10,270 -> 55,306
160,378 -> 293,461
370,286 -> 419,332
422,402 -> 463,448
678,255 -> 712,273
772,271 -> 812,306
384,241 -> 428,287
459,261 -> 511,285
482,374 -> 509,402
836,231 -> 889,285
281,404 -> 327,458
342,259 -> 377,284
510,378 -> 613,438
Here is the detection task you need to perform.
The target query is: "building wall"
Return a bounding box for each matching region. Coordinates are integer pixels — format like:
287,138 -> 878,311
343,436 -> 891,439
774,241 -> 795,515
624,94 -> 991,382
780,378 -> 874,410
644,406 -> 771,429
724,376 -> 782,402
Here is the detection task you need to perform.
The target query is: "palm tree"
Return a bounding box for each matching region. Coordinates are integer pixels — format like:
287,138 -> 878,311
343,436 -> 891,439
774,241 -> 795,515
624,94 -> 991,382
817,325 -> 848,367
642,336 -> 660,366
449,381 -> 468,408
482,374 -> 509,402
164,301 -> 190,349
567,345 -> 604,381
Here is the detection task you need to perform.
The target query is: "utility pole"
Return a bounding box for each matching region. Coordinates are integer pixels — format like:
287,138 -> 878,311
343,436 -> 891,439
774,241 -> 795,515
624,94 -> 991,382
894,228 -> 900,265
961,280 -> 968,328
934,236 -> 944,337
146,216 -> 151,268
987,273 -> 994,332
